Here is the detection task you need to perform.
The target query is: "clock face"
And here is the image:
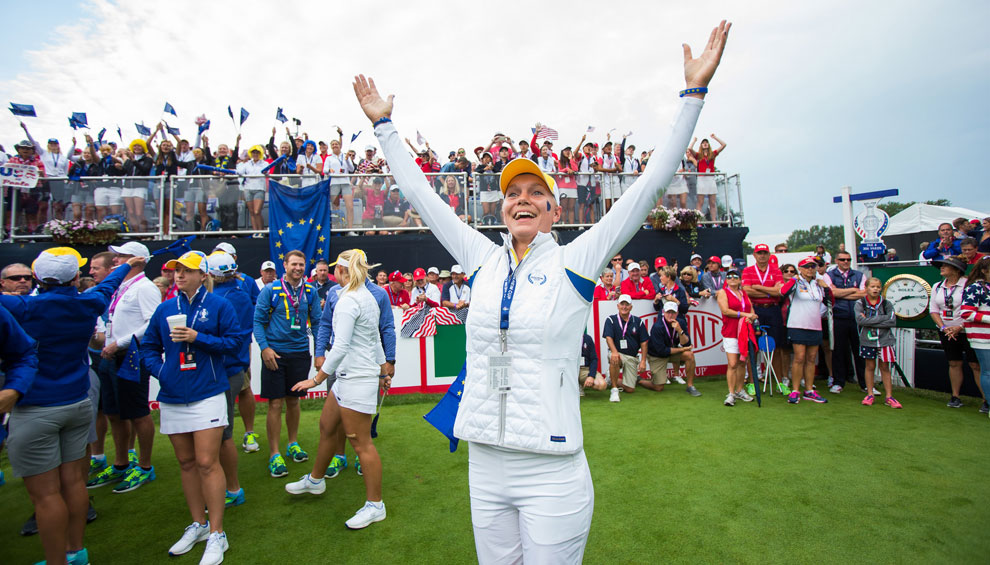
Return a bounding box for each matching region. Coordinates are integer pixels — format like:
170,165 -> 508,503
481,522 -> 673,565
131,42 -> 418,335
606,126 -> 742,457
882,275 -> 931,320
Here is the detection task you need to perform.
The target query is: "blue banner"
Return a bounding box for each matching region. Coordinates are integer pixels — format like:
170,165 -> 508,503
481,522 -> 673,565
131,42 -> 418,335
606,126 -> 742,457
267,179 -> 331,277
9,103 -> 36,117
423,364 -> 466,452
164,102 -> 177,116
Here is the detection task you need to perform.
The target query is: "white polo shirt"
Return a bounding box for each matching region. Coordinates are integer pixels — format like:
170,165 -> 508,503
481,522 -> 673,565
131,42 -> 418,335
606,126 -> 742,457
106,274 -> 161,349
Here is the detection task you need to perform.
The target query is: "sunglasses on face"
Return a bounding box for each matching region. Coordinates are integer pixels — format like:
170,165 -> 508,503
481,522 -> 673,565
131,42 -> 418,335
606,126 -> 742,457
837,258 -> 851,262
783,269 -> 796,274
726,274 -> 740,279
4,275 -> 32,281
611,258 -> 622,262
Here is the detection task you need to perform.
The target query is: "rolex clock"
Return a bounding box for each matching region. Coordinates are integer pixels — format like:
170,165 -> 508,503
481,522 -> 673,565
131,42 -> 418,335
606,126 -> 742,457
882,274 -> 932,320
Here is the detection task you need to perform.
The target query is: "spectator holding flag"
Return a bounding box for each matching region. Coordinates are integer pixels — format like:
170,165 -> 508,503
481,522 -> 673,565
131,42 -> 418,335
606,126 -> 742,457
8,138 -> 47,233
123,136 -> 155,232
236,145 -> 268,231
556,146 -> 578,224
296,140 -> 323,187
854,277 -> 902,408
22,122 -> 74,220
211,134 -> 242,231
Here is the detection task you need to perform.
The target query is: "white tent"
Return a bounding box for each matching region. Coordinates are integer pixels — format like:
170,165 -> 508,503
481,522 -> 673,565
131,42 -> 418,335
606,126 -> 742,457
884,203 -> 988,236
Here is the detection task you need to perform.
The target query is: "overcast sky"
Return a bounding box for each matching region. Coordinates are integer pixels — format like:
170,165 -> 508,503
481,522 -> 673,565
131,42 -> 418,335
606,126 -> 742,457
2,0 -> 987,242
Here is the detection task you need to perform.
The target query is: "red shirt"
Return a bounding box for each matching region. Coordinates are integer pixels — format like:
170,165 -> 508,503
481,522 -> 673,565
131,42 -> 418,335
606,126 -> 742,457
741,264 -> 783,306
968,253 -> 986,265
695,149 -> 720,173
385,286 -> 410,307
9,154 -> 46,176
593,284 -> 620,301
620,277 -> 656,300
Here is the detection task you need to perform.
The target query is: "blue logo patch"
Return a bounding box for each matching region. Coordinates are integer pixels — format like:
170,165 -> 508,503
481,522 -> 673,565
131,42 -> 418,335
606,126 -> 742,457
527,272 -> 547,286
550,435 -> 566,443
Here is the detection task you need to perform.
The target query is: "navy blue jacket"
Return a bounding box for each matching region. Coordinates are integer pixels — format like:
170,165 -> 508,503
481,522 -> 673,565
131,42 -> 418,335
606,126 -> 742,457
0,264 -> 130,406
581,333 -> 597,370
212,280 -> 253,376
141,287 -> 245,404
237,273 -> 261,305
826,268 -> 865,319
648,317 -> 692,358
315,278 -> 396,362
0,306 -> 38,401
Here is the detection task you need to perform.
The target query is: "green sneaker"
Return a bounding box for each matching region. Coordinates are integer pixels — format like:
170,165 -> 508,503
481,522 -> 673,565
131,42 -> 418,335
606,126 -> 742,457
324,455 -> 346,479
127,449 -> 138,467
355,456 -> 362,476
225,488 -> 245,508
745,383 -> 756,396
269,454 -> 288,478
89,457 -> 108,478
286,442 -> 308,463
113,466 -> 155,493
242,432 -> 260,453
778,382 -> 792,395
87,465 -> 128,489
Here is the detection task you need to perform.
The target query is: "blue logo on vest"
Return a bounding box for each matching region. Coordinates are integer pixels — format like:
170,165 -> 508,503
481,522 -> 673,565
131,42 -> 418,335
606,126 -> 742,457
550,435 -> 566,443
527,272 -> 547,285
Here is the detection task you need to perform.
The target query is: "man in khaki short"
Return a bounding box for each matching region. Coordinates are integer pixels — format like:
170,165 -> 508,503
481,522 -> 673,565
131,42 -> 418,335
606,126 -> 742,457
604,294 -> 648,403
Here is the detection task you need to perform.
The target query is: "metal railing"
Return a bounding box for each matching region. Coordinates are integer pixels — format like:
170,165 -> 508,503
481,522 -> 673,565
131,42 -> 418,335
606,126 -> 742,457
2,168 -> 743,241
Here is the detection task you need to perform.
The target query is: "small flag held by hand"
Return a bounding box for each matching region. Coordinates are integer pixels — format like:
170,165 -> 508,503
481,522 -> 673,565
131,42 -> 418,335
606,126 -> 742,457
166,124 -> 181,136
97,128 -> 106,142
70,112 -> 88,129
586,126 -> 595,133
163,102 -> 177,116
116,126 -> 122,141
135,123 -> 151,136
9,103 -> 36,117
350,131 -> 361,143
535,125 -> 558,141
416,130 -> 426,146
197,120 -> 210,134
239,107 -> 249,126
275,107 -> 288,124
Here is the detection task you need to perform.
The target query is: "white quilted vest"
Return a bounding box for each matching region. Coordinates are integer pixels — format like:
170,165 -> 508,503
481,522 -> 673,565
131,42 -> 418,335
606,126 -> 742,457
453,232 -> 588,454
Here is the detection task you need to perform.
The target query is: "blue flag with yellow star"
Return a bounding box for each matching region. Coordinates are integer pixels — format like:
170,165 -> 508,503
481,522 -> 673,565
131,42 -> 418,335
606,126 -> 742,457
423,363 -> 467,452
268,179 -> 331,276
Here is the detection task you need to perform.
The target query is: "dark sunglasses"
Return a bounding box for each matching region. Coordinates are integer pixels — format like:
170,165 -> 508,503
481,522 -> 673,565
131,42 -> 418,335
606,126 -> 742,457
611,258 -> 622,262
836,258 -> 851,262
4,275 -> 31,281
726,273 -> 741,279
783,269 -> 797,274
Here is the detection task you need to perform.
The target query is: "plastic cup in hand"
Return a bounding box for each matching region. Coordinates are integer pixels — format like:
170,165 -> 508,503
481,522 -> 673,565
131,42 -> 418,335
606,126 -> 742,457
167,314 -> 186,341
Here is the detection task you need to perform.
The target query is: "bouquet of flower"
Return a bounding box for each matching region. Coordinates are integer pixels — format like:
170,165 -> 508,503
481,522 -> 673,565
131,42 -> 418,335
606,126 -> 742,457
43,219 -> 119,245
646,206 -> 702,231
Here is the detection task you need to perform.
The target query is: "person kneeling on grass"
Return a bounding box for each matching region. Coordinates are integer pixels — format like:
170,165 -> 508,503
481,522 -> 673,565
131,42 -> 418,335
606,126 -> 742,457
645,301 -> 700,396
604,294 -> 649,403
286,250 -> 391,530
140,251 -> 246,564
854,277 -> 902,408
579,332 -> 608,396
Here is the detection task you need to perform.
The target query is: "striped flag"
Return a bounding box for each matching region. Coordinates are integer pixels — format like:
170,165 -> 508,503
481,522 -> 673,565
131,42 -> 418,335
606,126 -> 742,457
400,303 -> 463,338
535,125 -> 559,141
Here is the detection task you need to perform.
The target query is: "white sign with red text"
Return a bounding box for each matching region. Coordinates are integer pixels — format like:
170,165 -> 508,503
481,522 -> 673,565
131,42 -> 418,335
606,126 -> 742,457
589,298 -> 728,378
0,163 -> 39,189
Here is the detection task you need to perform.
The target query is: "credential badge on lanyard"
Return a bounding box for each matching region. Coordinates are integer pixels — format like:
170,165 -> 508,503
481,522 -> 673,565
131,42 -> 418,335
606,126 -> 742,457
491,251 -> 521,391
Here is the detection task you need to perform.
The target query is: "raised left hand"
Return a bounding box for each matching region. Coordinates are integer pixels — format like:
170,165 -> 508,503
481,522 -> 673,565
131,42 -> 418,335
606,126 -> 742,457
353,74 -> 394,123
683,20 -> 732,90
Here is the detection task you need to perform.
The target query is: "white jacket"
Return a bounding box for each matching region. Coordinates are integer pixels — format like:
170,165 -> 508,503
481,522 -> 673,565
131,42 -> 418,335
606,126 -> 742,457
376,98 -> 703,454
321,285 -> 385,379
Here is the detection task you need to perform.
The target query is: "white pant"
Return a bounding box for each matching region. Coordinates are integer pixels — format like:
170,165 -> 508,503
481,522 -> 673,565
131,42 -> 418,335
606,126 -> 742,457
468,442 -> 593,565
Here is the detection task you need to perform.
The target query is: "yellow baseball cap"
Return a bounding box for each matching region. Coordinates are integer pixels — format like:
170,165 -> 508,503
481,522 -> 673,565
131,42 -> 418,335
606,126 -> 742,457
164,251 -> 208,273
45,246 -> 87,267
498,158 -> 556,197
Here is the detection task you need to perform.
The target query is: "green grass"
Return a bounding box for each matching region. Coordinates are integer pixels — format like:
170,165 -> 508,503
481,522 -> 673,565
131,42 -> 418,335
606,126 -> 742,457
2,379 -> 989,564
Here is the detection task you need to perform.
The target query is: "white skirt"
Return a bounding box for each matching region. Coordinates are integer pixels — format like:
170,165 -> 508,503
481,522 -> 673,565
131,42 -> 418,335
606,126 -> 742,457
331,377 -> 379,415
480,190 -> 503,203
159,392 -> 228,435
558,187 -> 578,201
697,175 -> 717,195
666,175 -> 688,195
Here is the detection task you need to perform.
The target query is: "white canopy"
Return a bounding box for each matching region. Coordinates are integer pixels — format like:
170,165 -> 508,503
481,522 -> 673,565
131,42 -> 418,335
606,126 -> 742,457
884,204 -> 988,236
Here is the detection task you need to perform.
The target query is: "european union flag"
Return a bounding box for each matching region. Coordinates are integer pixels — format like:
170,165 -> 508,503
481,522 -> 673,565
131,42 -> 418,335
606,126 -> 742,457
198,120 -> 210,134
267,179 -> 330,277
164,102 -> 177,116
9,103 -> 36,117
117,339 -> 142,383
275,107 -> 288,124
135,123 -> 151,136
227,105 -> 233,120
166,124 -> 181,136
423,364 -> 466,452
97,128 -> 106,142
239,107 -> 249,126
152,235 -> 197,258
71,112 -> 88,128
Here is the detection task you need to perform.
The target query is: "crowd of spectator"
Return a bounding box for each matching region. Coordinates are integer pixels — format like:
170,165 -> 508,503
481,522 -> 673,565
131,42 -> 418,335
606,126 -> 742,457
2,122 -> 735,237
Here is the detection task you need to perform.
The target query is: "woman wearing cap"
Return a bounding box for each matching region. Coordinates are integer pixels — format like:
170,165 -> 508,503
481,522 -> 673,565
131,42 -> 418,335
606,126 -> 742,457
961,256 -> 990,414
140,251 -> 246,564
699,256 -> 725,294
780,257 -> 830,404
354,19 -> 729,562
286,250 -> 391,530
555,147 -> 578,224
296,140 -> 323,187
688,133 -> 725,221
680,266 -> 710,299
236,145 -> 269,231
123,137 -> 155,232
930,256 -> 985,410
717,268 -> 756,405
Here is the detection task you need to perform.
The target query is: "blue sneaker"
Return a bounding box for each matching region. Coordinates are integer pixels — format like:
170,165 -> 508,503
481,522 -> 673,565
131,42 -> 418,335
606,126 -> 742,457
87,464 -> 128,488
33,547 -> 90,565
127,449 -> 138,467
0,469 -> 5,487
804,391 -> 828,404
225,488 -> 245,508
356,456 -> 362,476
286,442 -> 308,463
324,455 -> 346,479
112,465 -> 156,493
269,454 -> 288,478
89,457 -> 108,478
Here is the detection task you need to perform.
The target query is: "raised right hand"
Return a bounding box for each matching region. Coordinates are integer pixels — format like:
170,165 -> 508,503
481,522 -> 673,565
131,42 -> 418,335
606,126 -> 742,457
353,74 -> 394,123
682,20 -> 732,90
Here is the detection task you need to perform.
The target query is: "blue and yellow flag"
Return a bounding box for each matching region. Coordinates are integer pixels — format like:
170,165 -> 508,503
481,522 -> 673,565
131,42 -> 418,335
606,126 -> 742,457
423,364 -> 466,452
267,179 -> 331,276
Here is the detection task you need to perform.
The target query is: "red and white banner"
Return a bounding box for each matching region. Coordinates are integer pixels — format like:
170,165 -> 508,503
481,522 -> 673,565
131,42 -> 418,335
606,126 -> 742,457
0,163 -> 40,189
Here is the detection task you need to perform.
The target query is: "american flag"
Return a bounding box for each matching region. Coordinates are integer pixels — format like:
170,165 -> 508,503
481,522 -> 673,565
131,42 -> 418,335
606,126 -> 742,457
400,303 -> 464,338
535,125 -> 559,141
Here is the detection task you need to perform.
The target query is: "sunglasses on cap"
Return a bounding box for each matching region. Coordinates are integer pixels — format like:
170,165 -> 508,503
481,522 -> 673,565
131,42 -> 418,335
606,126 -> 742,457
4,274 -> 32,281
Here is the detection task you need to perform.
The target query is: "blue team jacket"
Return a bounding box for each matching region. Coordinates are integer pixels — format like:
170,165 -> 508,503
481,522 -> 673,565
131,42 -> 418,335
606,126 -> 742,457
0,306 -> 38,401
253,279 -> 320,353
212,279 -> 253,376
141,286 -> 245,404
0,264 -> 130,406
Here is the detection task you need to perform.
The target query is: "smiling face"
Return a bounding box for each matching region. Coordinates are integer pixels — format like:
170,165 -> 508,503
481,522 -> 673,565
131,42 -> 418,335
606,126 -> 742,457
283,254 -> 306,284
330,140 -> 341,154
617,301 -> 632,318
502,173 -> 559,245
601,271 -> 614,286
160,140 -> 173,153
376,271 -> 388,285
279,142 -> 291,155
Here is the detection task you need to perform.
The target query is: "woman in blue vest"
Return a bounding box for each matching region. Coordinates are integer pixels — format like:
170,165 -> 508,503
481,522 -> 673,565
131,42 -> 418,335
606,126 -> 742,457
140,251 -> 245,565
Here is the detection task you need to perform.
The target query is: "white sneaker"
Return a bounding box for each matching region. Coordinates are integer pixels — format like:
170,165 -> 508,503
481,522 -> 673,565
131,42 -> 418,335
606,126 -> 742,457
829,385 -> 843,394
199,531 -> 228,565
285,474 -> 326,495
872,387 -> 881,395
169,522 -> 210,556
609,388 -> 621,403
724,393 -> 735,406
673,376 -> 687,385
735,390 -> 754,402
782,377 -> 791,387
345,501 -> 387,529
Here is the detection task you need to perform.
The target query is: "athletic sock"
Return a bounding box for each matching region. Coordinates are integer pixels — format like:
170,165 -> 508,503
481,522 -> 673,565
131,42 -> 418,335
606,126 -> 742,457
140,466 -> 151,472
368,500 -> 384,509
92,454 -> 106,463
113,464 -> 128,471
307,474 -> 324,484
